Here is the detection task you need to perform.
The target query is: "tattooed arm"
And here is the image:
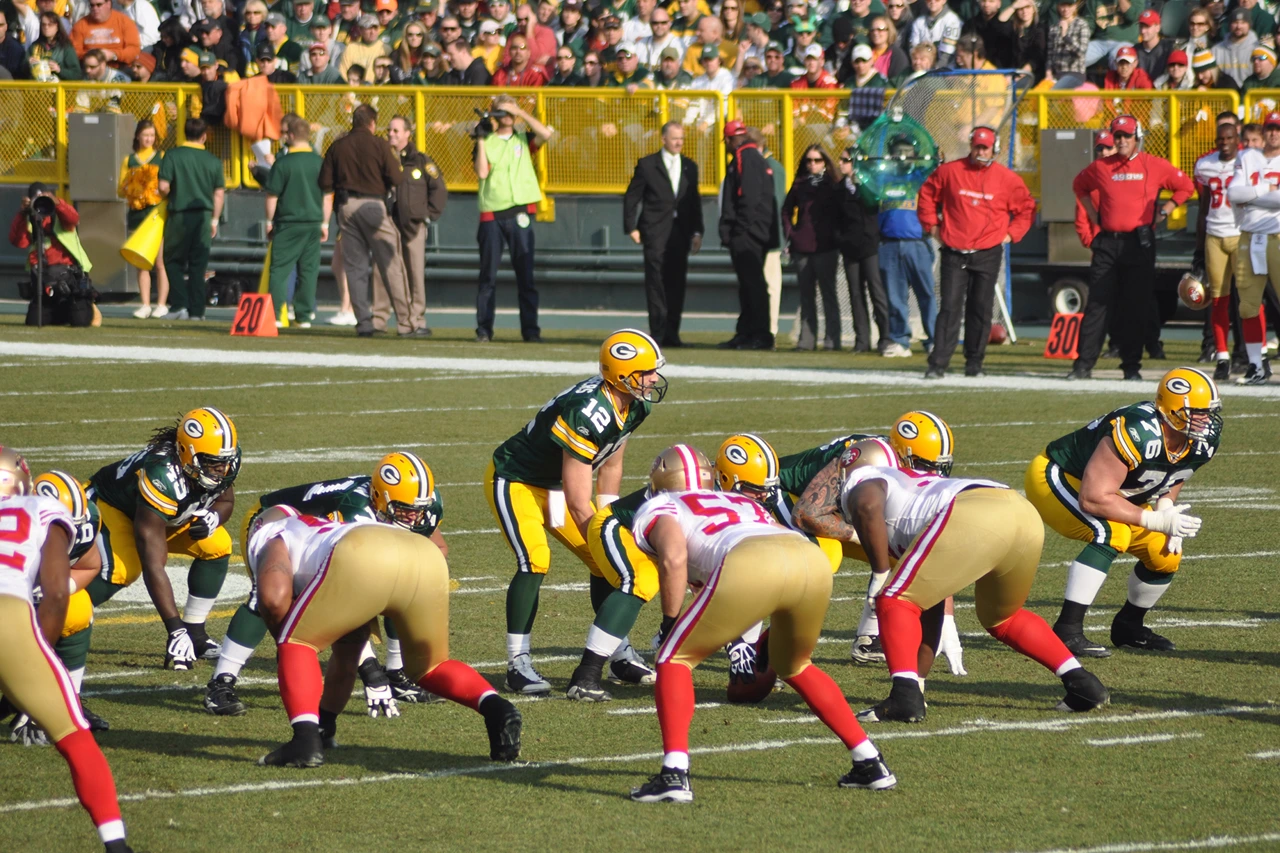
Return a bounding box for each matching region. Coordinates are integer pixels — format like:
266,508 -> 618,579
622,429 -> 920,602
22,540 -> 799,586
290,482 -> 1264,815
792,457 -> 861,543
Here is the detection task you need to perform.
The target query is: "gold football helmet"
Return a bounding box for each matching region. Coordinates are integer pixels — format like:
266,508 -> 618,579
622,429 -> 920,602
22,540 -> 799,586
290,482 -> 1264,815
837,437 -> 901,483
371,451 -> 436,532
600,329 -> 668,403
714,433 -> 779,500
176,407 -> 239,490
1155,367 -> 1222,441
649,444 -> 713,493
0,446 -> 32,497
32,471 -> 90,525
890,411 -> 954,477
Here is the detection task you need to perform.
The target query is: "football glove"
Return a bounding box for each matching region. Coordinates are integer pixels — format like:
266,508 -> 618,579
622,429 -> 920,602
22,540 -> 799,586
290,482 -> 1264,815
936,613 -> 967,676
187,508 -> 220,541
726,639 -> 758,684
866,570 -> 890,603
1156,498 -> 1183,554
652,614 -> 677,651
9,714 -> 49,747
358,660 -> 400,719
1140,504 -> 1201,539
165,626 -> 197,670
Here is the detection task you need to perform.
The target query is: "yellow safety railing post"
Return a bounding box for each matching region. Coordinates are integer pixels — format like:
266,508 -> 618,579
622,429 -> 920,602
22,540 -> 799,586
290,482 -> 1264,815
55,85 -> 67,192
1168,92 -> 1180,175
781,92 -> 794,182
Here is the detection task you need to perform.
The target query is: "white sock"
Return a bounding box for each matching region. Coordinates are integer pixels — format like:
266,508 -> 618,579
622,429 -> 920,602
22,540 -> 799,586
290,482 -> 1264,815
850,740 -> 880,761
1247,341 -> 1264,369
289,712 -> 319,725
1216,350 -> 1229,361
1127,570 -> 1172,609
69,666 -> 84,694
213,637 -> 256,678
663,750 -> 690,770
587,625 -> 625,658
607,636 -> 635,662
890,670 -> 919,681
1055,659 -> 1082,677
385,639 -> 403,671
1063,561 -> 1108,606
182,594 -> 216,625
856,599 -> 879,637
97,819 -> 125,844
740,621 -> 763,644
506,633 -> 531,661
917,676 -> 926,693
358,640 -> 376,665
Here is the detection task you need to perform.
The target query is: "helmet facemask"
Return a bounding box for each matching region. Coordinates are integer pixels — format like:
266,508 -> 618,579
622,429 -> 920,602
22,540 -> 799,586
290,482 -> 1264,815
1162,401 -> 1222,443
619,369 -> 668,404
185,454 -> 233,491
902,451 -> 953,478
381,500 -> 429,531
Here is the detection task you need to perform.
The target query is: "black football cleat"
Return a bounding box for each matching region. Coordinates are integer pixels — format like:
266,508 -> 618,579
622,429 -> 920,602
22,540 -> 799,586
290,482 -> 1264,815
480,695 -> 522,761
565,666 -> 613,703
1236,360 -> 1272,386
104,839 -> 135,853
850,634 -> 885,664
184,622 -> 221,660
1110,618 -> 1176,652
857,677 -> 926,723
204,673 -> 247,716
630,766 -> 693,803
259,732 -> 325,768
1054,626 -> 1111,658
838,755 -> 897,790
1057,668 -> 1110,712
386,668 -> 438,704
80,700 -> 110,732
1214,359 -> 1230,381
607,644 -> 656,685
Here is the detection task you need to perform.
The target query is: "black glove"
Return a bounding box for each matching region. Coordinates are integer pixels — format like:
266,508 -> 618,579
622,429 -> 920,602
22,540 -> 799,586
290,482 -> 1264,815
652,614 -> 677,651
187,508 -> 220,541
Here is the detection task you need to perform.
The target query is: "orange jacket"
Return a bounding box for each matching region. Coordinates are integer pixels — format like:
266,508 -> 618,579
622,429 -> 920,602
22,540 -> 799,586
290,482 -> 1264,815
70,11 -> 141,66
224,75 -> 283,142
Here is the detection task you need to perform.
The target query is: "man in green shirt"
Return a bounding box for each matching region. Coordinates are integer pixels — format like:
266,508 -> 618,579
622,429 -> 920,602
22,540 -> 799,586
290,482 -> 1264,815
264,114 -> 325,328
747,42 -> 792,87
1240,45 -> 1280,92
158,118 -> 225,320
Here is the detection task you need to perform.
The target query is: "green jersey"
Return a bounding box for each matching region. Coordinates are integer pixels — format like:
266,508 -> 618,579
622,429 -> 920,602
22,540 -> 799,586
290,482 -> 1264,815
776,433 -> 875,497
1046,402 -> 1219,506
89,446 -> 240,528
263,147 -> 324,224
258,475 -> 443,536
492,377 -> 651,489
607,487 -> 649,529
69,499 -> 101,563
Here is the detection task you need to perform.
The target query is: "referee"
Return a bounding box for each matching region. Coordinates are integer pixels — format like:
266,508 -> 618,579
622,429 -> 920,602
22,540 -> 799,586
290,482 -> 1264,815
1071,115 -> 1195,381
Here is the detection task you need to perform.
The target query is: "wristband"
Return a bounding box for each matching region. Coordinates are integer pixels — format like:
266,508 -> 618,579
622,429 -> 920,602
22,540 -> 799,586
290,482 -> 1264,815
163,616 -> 185,634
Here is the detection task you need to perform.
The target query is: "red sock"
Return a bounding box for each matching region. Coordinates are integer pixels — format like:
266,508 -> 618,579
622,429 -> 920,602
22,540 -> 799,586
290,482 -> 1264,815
987,609 -> 1074,673
277,642 -> 323,724
876,596 -> 923,676
1211,297 -> 1230,355
54,729 -> 122,831
654,662 -> 695,756
1244,313 -> 1267,344
419,659 -> 495,710
785,665 -> 869,750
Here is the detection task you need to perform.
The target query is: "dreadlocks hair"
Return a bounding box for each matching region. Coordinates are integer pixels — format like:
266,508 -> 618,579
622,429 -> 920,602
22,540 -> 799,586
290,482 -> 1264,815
145,416 -> 183,458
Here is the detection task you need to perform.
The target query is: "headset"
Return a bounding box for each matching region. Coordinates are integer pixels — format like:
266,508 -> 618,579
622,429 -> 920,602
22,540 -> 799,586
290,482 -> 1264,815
1111,114 -> 1145,143
969,125 -> 1000,166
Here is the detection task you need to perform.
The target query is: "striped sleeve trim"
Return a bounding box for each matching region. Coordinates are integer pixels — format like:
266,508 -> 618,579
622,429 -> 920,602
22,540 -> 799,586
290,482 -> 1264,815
550,417 -> 599,462
1111,417 -> 1143,470
136,472 -> 179,516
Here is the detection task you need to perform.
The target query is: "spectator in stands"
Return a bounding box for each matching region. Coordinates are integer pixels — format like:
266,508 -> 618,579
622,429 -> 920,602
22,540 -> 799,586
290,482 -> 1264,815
1105,44 -> 1152,89
8,0 -> 39,47
28,11 -> 81,80
878,134 -> 936,358
286,0 -> 318,44
691,42 -> 734,96
825,17 -> 856,78
307,17 -> 342,70
1193,49 -> 1237,92
196,50 -> 228,122
194,20 -> 239,75
1154,48 -> 1192,89
511,3 -> 557,68
1180,9 -> 1215,56
238,0 -> 268,64
837,146 -> 889,353
371,55 -> 399,84
129,50 -> 157,80
962,0 -> 1012,69
412,42 -> 447,84
685,15 -> 730,75
625,0 -> 657,43
739,54 -> 762,85
346,63 -> 366,84
1004,0 -> 1044,81
783,17 -> 818,73
199,0 -> 238,51
436,16 -> 462,51
650,44 -> 691,86
1085,1 -> 1140,69
1236,0 -> 1276,39
763,0 -> 786,38
560,1 -> 590,55
256,43 -> 297,83
455,0 -> 481,40
838,0 -> 874,45
784,144 -> 842,351
748,41 -> 789,87
1135,10 -> 1171,80
393,21 -> 430,76
158,117 -> 224,321
495,32 -> 551,84
261,12 -> 303,72
114,0 -> 159,51
342,14 -> 389,75
865,16 -> 908,84
954,32 -> 997,71
845,42 -> 887,87
737,12 -> 771,72
81,47 -> 129,80
902,41 -> 935,84
1044,0 -> 1088,88
672,0 -> 703,39
550,44 -> 584,84
580,49 -> 604,85
910,0 -> 961,68
334,0 -> 362,42
374,0 -> 406,50
473,21 -> 504,73
119,119 -> 167,318
1214,8 -> 1258,87
885,0 -> 913,52
718,120 -> 778,350
300,40 -> 342,83
720,0 -> 744,44
414,1 -> 441,37
71,0 -> 139,67
1240,45 -> 1280,92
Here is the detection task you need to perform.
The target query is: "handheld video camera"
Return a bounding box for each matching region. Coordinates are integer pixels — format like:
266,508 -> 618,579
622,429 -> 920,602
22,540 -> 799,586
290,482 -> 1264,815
471,105 -> 510,140
28,192 -> 56,227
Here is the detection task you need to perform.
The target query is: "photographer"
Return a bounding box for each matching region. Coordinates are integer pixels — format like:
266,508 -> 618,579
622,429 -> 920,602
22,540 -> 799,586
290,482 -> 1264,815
473,94 -> 554,343
8,182 -> 96,326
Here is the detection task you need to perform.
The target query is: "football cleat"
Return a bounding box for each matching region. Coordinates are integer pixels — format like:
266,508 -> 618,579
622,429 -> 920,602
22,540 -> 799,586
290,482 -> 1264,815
566,666 -> 613,703
600,329 -> 668,403
371,451 -> 437,533
837,756 -> 897,790
104,840 -> 135,853
10,713 -> 49,747
630,766 -> 693,803
857,678 -> 926,723
1057,668 -> 1110,712
890,411 -> 954,476
505,653 -> 551,695
204,673 -> 246,716
1110,618 -> 1176,652
1236,360 -> 1272,386
648,445 -> 714,494
1214,359 -> 1230,382
1053,627 -> 1112,658
259,733 -> 325,768
1157,367 -> 1223,439
80,700 -> 110,732
480,695 -> 522,761
185,623 -> 221,660
386,668 -> 440,703
175,407 -> 239,490
608,643 -> 656,685
850,635 -> 885,664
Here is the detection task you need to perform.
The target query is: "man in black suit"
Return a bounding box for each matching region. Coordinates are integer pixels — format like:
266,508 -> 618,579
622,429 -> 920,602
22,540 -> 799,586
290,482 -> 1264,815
624,122 -> 704,348
718,120 -> 779,350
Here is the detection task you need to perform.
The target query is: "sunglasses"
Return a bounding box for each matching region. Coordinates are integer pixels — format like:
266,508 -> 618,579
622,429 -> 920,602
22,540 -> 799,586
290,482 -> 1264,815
839,156 -> 852,162
805,157 -> 824,163
557,54 -> 573,59
583,58 -> 599,64
652,18 -> 670,23
871,25 -> 887,31
441,24 -> 459,29
1112,131 -> 1134,139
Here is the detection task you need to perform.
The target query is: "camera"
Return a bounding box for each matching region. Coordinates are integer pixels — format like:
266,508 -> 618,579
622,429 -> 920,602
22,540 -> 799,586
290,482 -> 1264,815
29,192 -> 55,225
472,108 -> 495,139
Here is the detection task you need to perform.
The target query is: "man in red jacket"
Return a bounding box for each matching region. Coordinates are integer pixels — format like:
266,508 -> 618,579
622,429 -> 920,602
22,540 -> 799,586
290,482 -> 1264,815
918,126 -> 1036,378
1070,114 -> 1196,380
1074,131 -> 1116,249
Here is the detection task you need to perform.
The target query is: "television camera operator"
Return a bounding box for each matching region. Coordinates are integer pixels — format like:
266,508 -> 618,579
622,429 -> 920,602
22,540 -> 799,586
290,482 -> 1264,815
9,182 -> 97,327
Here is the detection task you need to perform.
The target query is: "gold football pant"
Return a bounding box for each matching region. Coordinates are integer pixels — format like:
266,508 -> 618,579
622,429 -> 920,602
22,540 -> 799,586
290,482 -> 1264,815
1205,233 -> 1239,299
278,525 -> 450,682
588,505 -> 659,601
1024,454 -> 1180,575
883,488 -> 1043,628
0,595 -> 90,742
1233,230 -> 1278,318
657,535 -> 832,679
484,461 -> 602,576
97,500 -> 234,588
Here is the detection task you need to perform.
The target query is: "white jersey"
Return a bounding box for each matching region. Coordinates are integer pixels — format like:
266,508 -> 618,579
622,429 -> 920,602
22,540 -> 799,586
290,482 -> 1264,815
838,467 -> 1006,559
0,495 -> 75,603
632,489 -> 799,586
245,513 -> 369,596
909,9 -> 962,58
1228,147 -> 1280,235
1193,151 -> 1241,238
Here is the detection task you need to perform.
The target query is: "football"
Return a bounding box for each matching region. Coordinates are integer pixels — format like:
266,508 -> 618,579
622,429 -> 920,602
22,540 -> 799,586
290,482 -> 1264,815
989,321 -> 1009,344
1178,272 -> 1208,310
726,664 -> 778,704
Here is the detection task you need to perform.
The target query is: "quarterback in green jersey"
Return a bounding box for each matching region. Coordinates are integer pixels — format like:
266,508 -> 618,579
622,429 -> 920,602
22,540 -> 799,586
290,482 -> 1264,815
1025,367 -> 1223,657
487,329 -> 667,696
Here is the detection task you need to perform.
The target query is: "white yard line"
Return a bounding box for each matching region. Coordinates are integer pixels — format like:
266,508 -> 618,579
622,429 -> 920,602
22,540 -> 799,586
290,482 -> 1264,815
608,702 -> 723,716
1085,732 -> 1203,747
761,705 -> 1269,730
1013,831 -> 1280,853
1248,750 -> 1280,759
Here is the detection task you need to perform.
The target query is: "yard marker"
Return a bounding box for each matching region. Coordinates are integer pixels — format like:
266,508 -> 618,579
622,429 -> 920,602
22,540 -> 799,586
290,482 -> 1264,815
1085,732 -> 1203,747
1013,831 -> 1280,853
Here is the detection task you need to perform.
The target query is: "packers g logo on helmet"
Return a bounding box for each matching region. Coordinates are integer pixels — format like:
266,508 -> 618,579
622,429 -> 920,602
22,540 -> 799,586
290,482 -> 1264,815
649,444 -> 713,494
890,411 -> 954,477
175,407 -> 238,491
1155,367 -> 1222,441
33,470 -> 90,526
600,329 -> 668,404
372,451 -> 435,532
714,434 -> 779,498
0,446 -> 32,497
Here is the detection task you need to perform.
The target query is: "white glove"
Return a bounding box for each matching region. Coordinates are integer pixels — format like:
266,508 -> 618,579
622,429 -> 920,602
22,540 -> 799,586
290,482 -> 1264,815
936,613 -> 967,676
165,627 -> 197,670
10,714 -> 49,747
1140,504 -> 1201,539
1156,498 -> 1183,554
364,683 -> 400,719
187,508 -> 220,541
866,570 -> 890,603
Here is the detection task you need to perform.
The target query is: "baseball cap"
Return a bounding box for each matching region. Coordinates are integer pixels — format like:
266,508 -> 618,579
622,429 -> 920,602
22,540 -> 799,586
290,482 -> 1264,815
181,46 -> 200,65
792,17 -> 816,33
563,0 -> 582,7
659,45 -> 680,61
850,43 -> 872,62
1137,9 -> 1159,26
746,11 -> 770,28
743,55 -> 762,67
618,41 -> 638,56
1166,49 -> 1188,66
802,43 -> 824,60
1110,115 -> 1139,135
1115,45 -> 1137,63
198,49 -> 217,66
1265,111 -> 1280,128
971,126 -> 996,147
357,13 -> 379,27
255,42 -> 276,60
764,40 -> 784,54
1228,7 -> 1250,23
1192,49 -> 1216,70
700,43 -> 721,60
374,0 -> 395,10
308,41 -> 327,53
416,0 -> 439,12
424,41 -> 442,56
724,119 -> 748,138
264,11 -> 286,26
339,0 -> 359,5
601,14 -> 621,27
1253,45 -> 1277,62
310,15 -> 333,29
479,18 -> 500,33
1094,130 -> 1115,148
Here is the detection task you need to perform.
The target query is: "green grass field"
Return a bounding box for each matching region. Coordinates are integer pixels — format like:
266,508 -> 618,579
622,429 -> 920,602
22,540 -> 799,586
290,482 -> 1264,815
1,317 -> 1278,853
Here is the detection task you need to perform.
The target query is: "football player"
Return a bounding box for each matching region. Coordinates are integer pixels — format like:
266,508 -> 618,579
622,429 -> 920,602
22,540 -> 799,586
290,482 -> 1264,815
243,506 -> 522,768
0,448 -> 134,853
628,445 -> 896,803
1026,367 -> 1222,657
839,438 -> 1109,723
86,407 -> 240,670
205,452 -> 445,727
489,329 -> 666,695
